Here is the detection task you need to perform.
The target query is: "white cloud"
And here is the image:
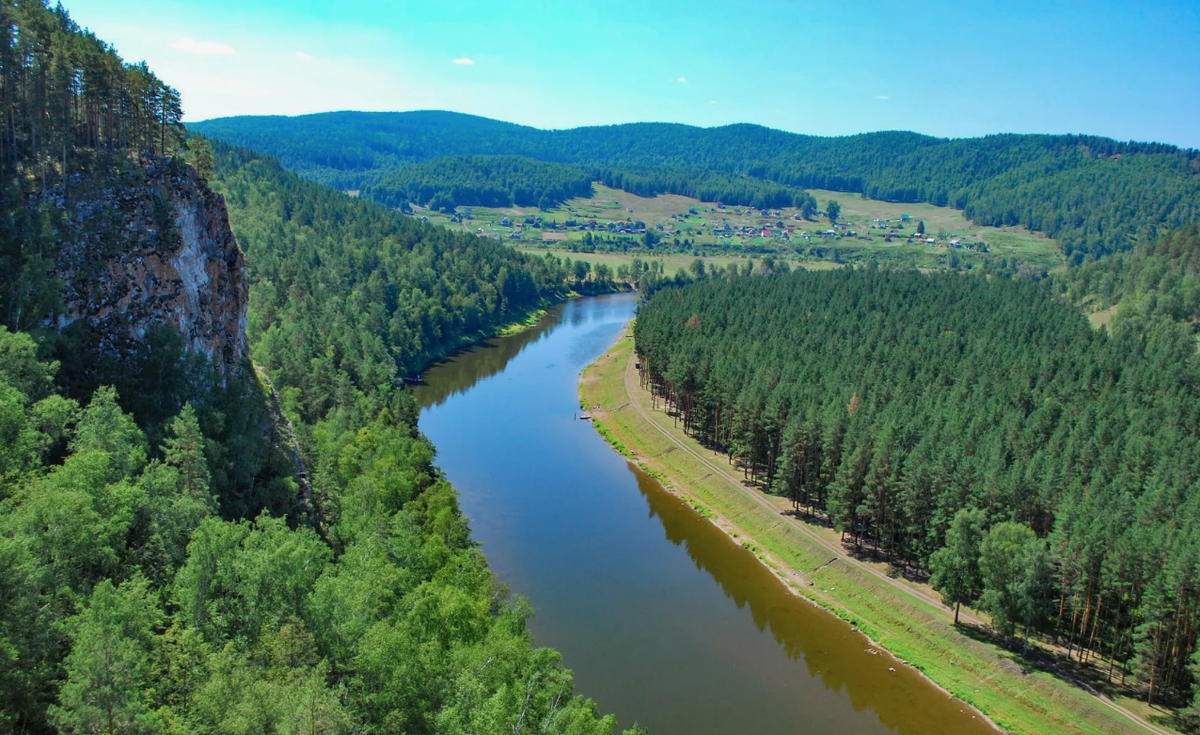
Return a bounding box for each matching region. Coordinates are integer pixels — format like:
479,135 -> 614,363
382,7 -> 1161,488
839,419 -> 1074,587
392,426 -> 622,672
453,58 -> 475,65
876,94 -> 890,100
295,51 -> 314,62
170,37 -> 235,56
709,100 -> 718,105
676,76 -> 688,83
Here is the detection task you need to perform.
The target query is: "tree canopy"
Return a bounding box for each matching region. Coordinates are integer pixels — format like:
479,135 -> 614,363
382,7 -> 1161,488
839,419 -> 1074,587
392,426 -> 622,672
634,261 -> 1200,706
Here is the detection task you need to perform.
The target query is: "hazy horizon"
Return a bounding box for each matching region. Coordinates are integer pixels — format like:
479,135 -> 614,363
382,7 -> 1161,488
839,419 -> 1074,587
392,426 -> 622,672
191,107 -> 1198,148
67,0 -> 1200,149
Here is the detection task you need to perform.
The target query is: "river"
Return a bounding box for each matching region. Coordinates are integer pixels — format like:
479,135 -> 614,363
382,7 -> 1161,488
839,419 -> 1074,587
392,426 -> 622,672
414,293 -> 994,735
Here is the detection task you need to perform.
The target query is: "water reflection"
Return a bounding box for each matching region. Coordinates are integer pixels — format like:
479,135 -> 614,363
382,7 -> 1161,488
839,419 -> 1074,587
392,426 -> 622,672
416,310 -> 561,410
629,465 -> 989,734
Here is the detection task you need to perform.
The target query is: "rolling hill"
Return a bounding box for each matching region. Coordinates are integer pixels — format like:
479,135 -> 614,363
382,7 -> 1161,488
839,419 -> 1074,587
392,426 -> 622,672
193,111 -> 1200,262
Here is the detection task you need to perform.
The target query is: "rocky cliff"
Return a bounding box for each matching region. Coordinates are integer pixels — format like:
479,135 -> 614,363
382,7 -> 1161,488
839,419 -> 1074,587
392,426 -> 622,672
50,159 -> 248,379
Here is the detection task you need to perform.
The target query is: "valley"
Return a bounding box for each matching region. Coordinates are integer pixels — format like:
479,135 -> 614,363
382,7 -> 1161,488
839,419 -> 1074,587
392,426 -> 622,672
414,183 -> 1063,272
3,4 -> 1200,735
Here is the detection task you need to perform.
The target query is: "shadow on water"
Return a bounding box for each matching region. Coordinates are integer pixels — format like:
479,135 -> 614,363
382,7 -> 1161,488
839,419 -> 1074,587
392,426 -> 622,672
415,304 -> 567,410
628,462 -> 996,734
415,296 -> 637,411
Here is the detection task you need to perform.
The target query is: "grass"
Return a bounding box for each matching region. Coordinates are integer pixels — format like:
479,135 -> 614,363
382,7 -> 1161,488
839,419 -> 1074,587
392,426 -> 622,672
590,418 -> 633,459
1086,304 -> 1119,331
809,189 -> 1059,265
579,328 -> 1170,735
496,308 -> 548,336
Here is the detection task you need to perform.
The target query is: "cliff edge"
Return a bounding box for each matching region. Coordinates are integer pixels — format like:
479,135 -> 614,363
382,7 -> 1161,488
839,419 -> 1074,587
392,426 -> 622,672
50,159 -> 248,378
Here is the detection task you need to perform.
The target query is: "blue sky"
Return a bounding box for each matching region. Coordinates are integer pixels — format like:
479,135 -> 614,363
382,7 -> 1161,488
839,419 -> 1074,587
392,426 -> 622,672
70,0 -> 1200,147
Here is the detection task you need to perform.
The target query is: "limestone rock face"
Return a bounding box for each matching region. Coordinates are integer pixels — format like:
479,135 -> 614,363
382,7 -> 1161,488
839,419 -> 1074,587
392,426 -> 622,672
52,161 -> 248,378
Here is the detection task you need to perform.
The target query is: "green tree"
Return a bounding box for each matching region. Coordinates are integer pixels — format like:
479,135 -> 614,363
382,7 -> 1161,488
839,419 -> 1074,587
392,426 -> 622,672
135,409 -> 218,585
185,135 -> 215,179
929,508 -> 985,624
173,514 -> 330,644
163,403 -> 211,498
916,220 -> 926,235
979,522 -> 1051,644
151,622 -> 210,718
0,327 -> 56,400
826,200 -> 841,224
70,387 -> 147,483
49,576 -> 162,735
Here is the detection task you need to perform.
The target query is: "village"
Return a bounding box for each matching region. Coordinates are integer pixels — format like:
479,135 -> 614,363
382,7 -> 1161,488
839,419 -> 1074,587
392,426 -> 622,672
403,181 -> 1068,274
423,199 -> 990,255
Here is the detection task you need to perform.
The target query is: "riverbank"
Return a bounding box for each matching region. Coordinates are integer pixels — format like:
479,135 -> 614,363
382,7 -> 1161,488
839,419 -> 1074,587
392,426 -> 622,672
494,283 -> 632,338
579,323 -> 1170,735
412,291 -> 592,376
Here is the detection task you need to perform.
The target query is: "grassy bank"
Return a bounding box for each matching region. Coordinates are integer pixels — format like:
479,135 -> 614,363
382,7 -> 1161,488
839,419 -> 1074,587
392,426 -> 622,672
496,307 -> 550,336
415,297 -> 567,374
579,326 -> 1168,735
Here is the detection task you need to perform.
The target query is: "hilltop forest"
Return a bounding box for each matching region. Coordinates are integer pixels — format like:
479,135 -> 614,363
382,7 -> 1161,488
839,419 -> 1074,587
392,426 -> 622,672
0,3 -> 639,734
193,110 -> 1200,262
352,153 -> 818,215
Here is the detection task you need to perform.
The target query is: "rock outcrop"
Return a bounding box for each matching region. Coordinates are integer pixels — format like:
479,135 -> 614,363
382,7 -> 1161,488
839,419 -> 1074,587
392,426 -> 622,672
51,160 -> 248,379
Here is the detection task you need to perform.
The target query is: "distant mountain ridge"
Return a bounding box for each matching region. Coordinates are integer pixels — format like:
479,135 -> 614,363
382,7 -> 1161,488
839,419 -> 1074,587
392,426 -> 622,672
192,111 -> 1200,262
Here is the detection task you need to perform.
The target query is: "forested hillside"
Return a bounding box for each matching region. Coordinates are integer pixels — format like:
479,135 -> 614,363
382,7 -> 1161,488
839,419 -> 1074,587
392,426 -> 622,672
634,266 -> 1200,712
0,4 -> 635,734
595,168 -> 815,213
359,155 -> 595,211
210,141 -> 576,393
1067,223 -> 1200,328
352,154 -> 816,213
193,111 -> 1200,261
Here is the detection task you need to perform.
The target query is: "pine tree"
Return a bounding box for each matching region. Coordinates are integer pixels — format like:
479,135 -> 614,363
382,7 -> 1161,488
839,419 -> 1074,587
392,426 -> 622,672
163,403 -> 211,499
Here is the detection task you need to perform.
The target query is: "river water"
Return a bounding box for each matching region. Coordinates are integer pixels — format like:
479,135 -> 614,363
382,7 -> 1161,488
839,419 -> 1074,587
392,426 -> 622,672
414,293 -> 993,735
